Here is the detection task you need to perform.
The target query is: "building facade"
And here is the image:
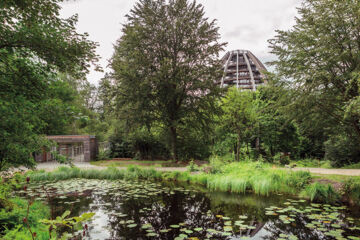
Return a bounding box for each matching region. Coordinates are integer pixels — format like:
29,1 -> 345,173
35,135 -> 98,162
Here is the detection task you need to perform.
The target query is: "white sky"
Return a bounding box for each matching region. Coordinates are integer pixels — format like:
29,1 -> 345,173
60,0 -> 302,85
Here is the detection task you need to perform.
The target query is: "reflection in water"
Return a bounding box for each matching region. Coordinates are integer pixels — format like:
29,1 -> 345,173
25,179 -> 360,240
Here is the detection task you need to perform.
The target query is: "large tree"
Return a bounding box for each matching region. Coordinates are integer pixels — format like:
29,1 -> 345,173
111,0 -> 225,160
268,0 -> 360,164
0,0 -> 98,170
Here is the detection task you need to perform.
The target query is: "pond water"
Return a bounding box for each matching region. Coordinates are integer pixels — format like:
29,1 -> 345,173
22,179 -> 360,240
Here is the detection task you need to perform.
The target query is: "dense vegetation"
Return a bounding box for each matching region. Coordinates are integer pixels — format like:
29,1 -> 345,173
1,0 -> 360,169
0,0 -> 104,170
2,0 -> 360,239
26,163 -> 360,204
97,0 -> 360,167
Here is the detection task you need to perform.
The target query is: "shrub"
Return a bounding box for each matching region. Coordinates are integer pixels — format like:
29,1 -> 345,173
324,134 -> 360,167
208,156 -> 226,174
342,178 -> 360,202
109,132 -> 134,158
97,149 -> 111,161
187,159 -> 200,172
130,130 -> 169,160
0,198 -> 50,240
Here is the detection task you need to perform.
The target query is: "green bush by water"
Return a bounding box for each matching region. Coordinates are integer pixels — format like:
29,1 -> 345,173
0,198 -> 50,240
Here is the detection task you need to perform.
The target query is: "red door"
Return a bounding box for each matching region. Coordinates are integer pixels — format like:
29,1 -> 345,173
42,149 -> 47,162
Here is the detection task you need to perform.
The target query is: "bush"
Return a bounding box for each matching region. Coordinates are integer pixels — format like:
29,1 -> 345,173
97,149 -> 111,161
187,159 -> 200,172
342,178 -> 360,202
0,198 -> 50,240
294,158 -> 332,168
325,134 -> 360,167
208,156 -> 228,174
280,155 -> 290,165
130,130 -> 169,160
109,132 -> 133,158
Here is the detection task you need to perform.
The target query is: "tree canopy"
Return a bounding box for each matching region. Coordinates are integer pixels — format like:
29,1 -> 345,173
111,0 -> 226,160
268,0 -> 360,165
0,0 -> 99,170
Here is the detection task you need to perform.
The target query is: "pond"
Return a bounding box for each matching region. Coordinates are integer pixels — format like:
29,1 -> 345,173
21,179 -> 360,240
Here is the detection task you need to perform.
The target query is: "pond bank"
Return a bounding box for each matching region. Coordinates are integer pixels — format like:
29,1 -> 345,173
34,161 -> 189,172
34,161 -> 360,176
26,162 -> 360,205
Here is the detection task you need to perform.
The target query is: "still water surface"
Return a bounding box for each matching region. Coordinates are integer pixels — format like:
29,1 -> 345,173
25,179 -> 360,240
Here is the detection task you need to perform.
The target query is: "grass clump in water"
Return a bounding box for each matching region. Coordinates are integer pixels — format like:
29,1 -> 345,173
28,165 -> 162,182
302,182 -> 339,203
29,161 -> 347,203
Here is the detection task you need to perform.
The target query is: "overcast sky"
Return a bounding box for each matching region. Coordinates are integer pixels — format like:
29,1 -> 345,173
60,0 -> 302,85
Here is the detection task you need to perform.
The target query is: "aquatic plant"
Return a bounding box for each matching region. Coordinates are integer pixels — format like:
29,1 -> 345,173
28,162 -> 347,203
302,182 -> 339,203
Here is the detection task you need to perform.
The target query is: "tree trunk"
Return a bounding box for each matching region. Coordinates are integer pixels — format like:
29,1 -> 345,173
170,126 -> 178,161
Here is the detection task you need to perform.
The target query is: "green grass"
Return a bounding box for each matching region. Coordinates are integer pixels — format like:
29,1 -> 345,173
301,182 -> 338,203
341,162 -> 360,169
30,163 -> 311,197
165,162 -> 312,196
290,159 -> 332,168
28,161 -> 360,203
28,165 -> 162,182
90,159 -> 179,167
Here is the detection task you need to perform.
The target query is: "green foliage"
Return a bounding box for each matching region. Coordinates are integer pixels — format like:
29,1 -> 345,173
342,178 -> 360,203
0,173 -> 25,208
40,210 -> 95,240
110,0 -> 225,160
96,149 -> 111,161
0,198 -> 50,240
28,166 -> 162,182
324,133 -> 360,167
203,162 -> 311,196
256,86 -> 301,158
130,129 -> 169,160
294,159 -> 332,168
109,131 -> 134,158
220,88 -> 258,161
280,155 -> 290,166
269,0 -> 360,165
302,183 -> 339,203
0,0 -> 98,170
187,160 -> 200,172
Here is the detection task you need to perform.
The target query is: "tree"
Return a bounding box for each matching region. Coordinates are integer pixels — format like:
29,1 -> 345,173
221,88 -> 258,161
268,0 -> 360,165
111,0 -> 225,160
0,0 -> 98,170
256,85 -> 300,158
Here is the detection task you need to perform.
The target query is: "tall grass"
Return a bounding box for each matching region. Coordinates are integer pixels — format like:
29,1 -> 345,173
29,166 -> 161,182
29,162 -> 347,202
162,162 -> 312,197
302,182 -> 339,203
